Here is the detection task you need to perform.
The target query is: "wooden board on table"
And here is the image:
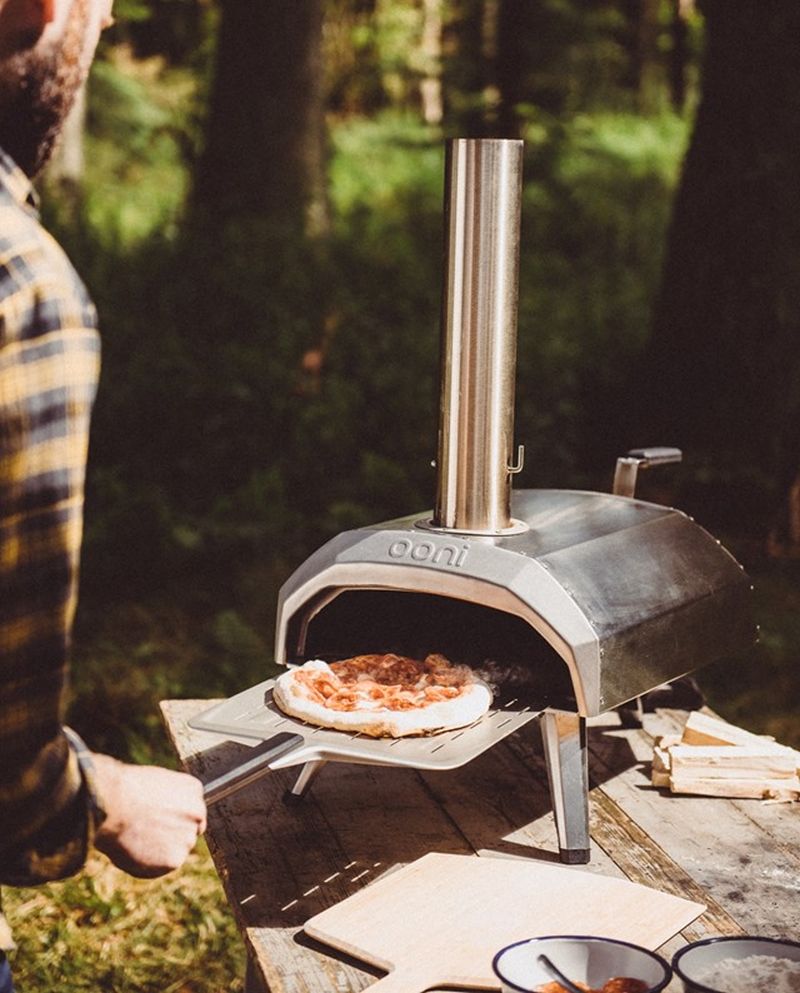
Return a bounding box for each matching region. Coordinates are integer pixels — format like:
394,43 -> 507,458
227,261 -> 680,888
304,851 -> 705,993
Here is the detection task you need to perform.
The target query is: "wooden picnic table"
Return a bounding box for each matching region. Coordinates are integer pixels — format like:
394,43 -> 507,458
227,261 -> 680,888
161,701 -> 799,993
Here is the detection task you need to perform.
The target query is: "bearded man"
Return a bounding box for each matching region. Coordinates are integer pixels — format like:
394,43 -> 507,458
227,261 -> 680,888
0,3 -> 206,988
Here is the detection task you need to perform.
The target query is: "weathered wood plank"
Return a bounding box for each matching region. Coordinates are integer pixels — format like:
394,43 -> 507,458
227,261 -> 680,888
590,789 -> 744,942
652,710 -> 800,854
250,927 -> 375,993
418,719 -> 627,875
592,710 -> 800,938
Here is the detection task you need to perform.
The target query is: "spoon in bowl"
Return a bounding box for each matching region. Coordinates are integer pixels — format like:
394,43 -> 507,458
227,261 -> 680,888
536,953 -> 588,993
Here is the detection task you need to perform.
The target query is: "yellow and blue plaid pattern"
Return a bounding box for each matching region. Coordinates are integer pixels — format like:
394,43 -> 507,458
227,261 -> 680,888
0,147 -> 102,886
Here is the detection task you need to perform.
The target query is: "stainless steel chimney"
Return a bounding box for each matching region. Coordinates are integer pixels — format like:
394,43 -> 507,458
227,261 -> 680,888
433,138 -> 524,534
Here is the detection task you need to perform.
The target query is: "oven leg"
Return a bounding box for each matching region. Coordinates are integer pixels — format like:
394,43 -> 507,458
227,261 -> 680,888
541,710 -> 590,865
288,759 -> 327,798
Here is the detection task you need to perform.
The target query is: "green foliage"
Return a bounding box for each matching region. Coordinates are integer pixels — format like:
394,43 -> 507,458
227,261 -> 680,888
374,0 -> 425,107
700,557 -> 800,749
112,0 -> 153,23
329,112 -> 444,219
70,50 -> 199,246
212,610 -> 270,671
69,595 -> 284,766
104,0 -> 215,67
515,110 -> 689,479
509,0 -> 631,115
323,0 -> 389,113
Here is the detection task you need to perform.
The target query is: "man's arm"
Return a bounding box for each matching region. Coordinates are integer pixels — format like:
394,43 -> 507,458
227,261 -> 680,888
0,221 -> 102,882
0,213 -> 204,885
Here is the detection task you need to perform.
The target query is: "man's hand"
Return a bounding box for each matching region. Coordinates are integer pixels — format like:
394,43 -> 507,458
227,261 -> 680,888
92,754 -> 207,878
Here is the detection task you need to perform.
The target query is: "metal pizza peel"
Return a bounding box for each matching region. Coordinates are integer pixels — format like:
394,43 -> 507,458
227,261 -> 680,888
189,677 -> 541,805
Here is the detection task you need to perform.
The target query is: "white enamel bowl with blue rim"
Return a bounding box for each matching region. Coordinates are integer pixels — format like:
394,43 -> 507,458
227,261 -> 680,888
492,935 -> 672,993
671,935 -> 800,992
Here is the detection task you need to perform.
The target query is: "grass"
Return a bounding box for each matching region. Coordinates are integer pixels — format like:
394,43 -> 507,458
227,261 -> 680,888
3,847 -> 245,992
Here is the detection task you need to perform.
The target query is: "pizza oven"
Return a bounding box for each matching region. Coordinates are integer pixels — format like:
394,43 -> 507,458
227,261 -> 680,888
194,139 -> 755,864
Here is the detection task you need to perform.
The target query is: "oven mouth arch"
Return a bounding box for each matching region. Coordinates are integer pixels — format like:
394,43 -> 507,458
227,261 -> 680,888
276,564 -> 595,713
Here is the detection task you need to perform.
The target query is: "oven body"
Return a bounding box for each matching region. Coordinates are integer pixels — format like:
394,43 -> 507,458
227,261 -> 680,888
275,489 -> 753,717
271,488 -> 753,864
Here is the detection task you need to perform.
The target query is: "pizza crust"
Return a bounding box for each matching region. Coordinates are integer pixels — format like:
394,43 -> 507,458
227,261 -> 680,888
272,657 -> 493,738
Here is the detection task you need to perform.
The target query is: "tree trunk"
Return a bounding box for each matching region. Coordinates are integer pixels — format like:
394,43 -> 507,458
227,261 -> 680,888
494,0 -> 535,137
642,0 -> 800,532
668,0 -> 691,112
621,0 -> 663,111
419,0 -> 444,125
51,81 -> 86,183
192,0 -> 327,237
442,0 -> 490,135
45,80 -> 86,218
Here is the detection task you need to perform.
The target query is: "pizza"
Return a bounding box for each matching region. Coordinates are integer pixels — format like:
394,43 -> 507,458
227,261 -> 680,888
271,653 -> 493,738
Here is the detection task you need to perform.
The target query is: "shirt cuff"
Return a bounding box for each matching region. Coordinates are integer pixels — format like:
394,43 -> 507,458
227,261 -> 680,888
63,727 -> 107,835
0,730 -> 97,887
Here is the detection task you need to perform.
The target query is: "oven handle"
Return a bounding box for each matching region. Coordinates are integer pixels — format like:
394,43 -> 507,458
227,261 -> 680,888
203,732 -> 305,806
612,446 -> 682,498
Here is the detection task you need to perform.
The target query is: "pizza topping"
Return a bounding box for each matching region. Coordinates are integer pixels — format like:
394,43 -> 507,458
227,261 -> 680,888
290,654 -> 480,713
536,979 -> 648,993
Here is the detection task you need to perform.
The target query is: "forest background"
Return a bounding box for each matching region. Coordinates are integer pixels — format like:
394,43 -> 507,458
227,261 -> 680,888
6,1 -> 800,990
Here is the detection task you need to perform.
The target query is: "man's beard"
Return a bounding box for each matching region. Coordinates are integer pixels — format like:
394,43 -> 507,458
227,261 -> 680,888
0,0 -> 92,177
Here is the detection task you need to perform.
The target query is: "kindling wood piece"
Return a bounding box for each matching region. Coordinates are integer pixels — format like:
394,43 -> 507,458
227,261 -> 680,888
652,711 -> 800,800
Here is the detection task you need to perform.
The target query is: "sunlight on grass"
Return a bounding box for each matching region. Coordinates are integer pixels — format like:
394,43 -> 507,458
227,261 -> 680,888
4,846 -> 245,992
329,111 -> 444,218
561,111 -> 691,182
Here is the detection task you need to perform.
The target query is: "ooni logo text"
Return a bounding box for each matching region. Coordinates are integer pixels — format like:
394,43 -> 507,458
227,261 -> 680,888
386,537 -> 469,568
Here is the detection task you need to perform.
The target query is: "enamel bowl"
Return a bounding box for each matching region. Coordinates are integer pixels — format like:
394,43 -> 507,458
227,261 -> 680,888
492,935 -> 672,993
672,935 -> 800,992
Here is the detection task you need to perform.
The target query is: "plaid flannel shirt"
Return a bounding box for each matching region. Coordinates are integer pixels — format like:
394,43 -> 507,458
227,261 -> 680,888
0,147 -> 103,887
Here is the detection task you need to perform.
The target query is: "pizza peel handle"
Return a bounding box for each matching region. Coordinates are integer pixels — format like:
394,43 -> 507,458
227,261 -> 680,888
202,732 -> 304,805
360,963 -> 452,993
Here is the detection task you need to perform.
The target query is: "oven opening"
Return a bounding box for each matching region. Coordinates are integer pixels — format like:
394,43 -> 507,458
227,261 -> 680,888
297,589 -> 577,711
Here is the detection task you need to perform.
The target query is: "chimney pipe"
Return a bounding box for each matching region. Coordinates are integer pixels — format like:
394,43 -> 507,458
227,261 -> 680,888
432,138 -> 524,534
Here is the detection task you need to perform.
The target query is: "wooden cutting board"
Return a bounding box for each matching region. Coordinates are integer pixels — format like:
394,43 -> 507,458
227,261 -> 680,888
304,852 -> 704,992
